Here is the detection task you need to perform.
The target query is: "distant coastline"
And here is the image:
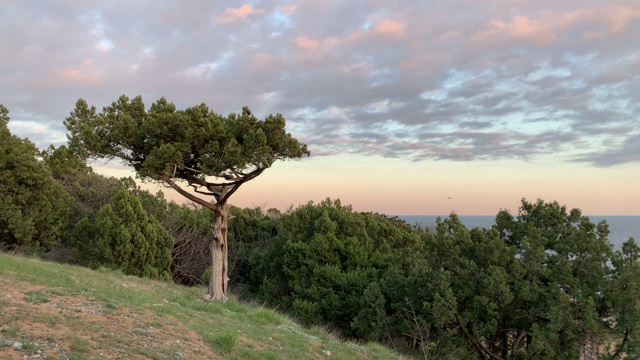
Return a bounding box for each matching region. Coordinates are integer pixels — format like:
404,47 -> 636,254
398,215 -> 640,249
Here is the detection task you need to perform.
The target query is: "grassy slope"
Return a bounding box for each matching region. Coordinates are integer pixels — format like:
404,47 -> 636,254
0,253 -> 403,360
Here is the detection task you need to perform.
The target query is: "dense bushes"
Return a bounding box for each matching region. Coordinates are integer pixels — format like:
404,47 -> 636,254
72,188 -> 173,280
0,106 -> 72,251
243,198 -> 640,359
249,199 -> 412,337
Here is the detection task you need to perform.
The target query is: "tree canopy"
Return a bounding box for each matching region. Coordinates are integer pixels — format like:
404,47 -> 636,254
73,187 -> 173,280
64,95 -> 309,208
246,198 -> 640,359
0,105 -> 71,250
64,95 -> 309,301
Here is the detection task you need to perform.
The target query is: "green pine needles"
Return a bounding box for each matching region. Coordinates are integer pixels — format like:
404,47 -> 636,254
72,188 -> 173,280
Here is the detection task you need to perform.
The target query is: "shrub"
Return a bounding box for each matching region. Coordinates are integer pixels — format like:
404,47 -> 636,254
72,188 -> 173,280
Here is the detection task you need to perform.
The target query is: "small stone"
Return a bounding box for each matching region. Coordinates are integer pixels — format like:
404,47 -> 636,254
322,350 -> 331,356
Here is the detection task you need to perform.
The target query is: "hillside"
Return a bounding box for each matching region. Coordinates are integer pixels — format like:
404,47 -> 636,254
0,253 -> 403,360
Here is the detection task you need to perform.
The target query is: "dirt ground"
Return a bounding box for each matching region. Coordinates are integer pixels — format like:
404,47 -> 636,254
0,278 -> 220,359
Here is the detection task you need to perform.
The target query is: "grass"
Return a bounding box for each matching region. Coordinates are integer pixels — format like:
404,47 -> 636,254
25,290 -> 49,304
2,325 -> 20,337
0,252 -> 405,359
205,330 -> 238,353
71,336 -> 91,352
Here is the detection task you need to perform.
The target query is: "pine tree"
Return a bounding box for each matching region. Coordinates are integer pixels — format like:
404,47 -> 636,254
73,188 -> 173,280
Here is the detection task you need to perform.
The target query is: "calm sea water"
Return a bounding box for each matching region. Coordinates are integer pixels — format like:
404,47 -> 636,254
398,215 -> 640,249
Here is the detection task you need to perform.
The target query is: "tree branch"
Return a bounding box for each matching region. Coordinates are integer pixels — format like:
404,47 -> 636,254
163,176 -> 216,210
612,329 -> 629,358
190,186 -> 217,196
181,172 -> 208,187
456,315 -> 504,360
219,168 -> 264,204
511,330 -> 527,357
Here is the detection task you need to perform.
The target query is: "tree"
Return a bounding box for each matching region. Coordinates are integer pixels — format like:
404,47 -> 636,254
250,199 -> 419,340
468,199 -> 623,359
0,104 -> 71,251
40,144 -> 91,180
607,238 -> 640,358
246,198 -> 639,358
72,187 -> 173,280
64,95 -> 309,301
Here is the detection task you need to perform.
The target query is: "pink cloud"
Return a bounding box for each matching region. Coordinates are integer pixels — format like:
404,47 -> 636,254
581,3 -> 640,38
472,15 -> 558,46
293,35 -> 342,49
439,31 -> 462,41
59,69 -> 102,84
473,3 -> 640,46
250,52 -> 287,72
400,53 -> 445,72
290,35 -> 345,64
218,4 -> 264,24
280,5 -> 298,14
292,36 -> 321,51
603,3 -> 640,32
57,58 -> 102,84
341,19 -> 407,43
372,19 -> 407,39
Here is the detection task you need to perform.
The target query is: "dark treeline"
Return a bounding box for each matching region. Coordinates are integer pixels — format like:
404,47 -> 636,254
2,104 -> 640,359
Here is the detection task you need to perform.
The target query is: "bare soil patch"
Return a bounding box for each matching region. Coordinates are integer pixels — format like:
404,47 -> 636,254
0,278 -> 220,359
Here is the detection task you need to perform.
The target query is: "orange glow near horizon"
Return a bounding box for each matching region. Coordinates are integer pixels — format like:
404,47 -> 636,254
92,154 -> 640,216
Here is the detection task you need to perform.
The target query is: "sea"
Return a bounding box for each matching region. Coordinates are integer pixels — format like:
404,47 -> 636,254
398,215 -> 640,249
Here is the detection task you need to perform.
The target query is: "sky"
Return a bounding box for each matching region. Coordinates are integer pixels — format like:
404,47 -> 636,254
1,0 -> 639,215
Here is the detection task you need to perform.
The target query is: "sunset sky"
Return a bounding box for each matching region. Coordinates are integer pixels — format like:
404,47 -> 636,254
2,1 -> 639,215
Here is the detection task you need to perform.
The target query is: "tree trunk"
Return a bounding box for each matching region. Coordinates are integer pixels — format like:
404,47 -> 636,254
207,202 -> 229,302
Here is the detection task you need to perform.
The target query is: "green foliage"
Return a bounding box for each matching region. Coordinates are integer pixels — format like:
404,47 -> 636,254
245,198 -> 640,359
0,104 -> 72,251
72,188 -> 173,280
205,331 -> 238,353
0,104 -> 8,126
40,145 -> 91,180
227,206 -> 279,287
414,199 -> 635,359
251,199 -> 417,340
64,96 -> 309,202
64,95 -> 308,301
25,291 -> 49,304
40,145 -> 122,248
608,238 -> 640,358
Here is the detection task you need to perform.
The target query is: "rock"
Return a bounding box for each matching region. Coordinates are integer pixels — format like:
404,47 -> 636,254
322,349 -> 331,356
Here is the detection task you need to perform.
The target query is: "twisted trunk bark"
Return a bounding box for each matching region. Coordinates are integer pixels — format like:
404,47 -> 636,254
207,202 -> 229,302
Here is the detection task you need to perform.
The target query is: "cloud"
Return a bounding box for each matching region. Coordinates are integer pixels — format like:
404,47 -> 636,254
217,4 -> 264,24
575,135 -> 640,167
372,19 -> 407,39
56,59 -> 103,84
595,3 -> 640,33
292,36 -> 320,51
1,0 -> 638,169
279,5 -> 297,14
473,16 -> 558,46
59,69 -> 102,84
